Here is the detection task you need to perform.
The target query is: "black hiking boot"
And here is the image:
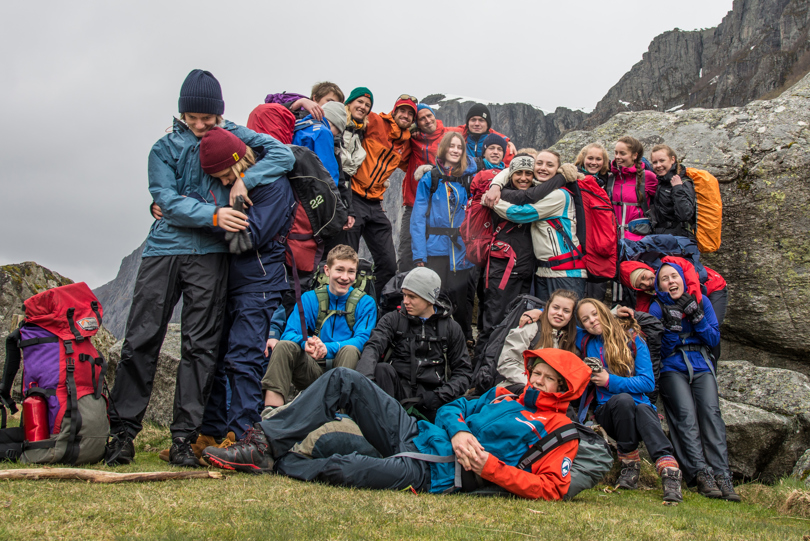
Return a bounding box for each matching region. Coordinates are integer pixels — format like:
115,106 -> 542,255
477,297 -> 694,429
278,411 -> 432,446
661,467 -> 683,503
169,437 -> 201,468
615,460 -> 640,490
104,431 -> 135,466
714,473 -> 741,502
695,468 -> 723,498
202,424 -> 274,474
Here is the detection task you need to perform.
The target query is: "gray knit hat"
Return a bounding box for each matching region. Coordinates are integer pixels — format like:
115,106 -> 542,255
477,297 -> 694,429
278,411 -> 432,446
322,101 -> 347,134
509,155 -> 535,178
401,267 -> 441,304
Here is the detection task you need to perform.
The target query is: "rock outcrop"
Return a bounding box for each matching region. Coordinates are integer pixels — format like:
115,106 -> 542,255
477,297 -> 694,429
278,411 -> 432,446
105,324 -> 181,427
718,361 -> 810,480
552,71 -> 810,365
587,0 -> 810,127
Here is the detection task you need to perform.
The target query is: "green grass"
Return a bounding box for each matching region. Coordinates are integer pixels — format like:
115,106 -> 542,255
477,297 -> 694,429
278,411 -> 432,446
0,423 -> 808,540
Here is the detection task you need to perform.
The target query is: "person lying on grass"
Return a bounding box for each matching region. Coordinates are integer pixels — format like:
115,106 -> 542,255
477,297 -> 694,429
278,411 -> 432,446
202,348 -> 590,500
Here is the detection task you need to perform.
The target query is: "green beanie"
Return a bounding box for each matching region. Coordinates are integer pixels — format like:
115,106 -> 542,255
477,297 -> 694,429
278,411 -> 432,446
345,87 -> 374,108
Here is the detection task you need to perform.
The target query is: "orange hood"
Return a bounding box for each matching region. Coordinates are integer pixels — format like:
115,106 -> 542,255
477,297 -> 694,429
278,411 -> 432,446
519,349 -> 591,413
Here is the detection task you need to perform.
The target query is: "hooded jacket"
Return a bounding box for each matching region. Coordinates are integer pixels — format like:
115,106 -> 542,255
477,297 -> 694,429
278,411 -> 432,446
351,111 -> 412,201
649,261 -> 720,375
410,161 -> 479,270
413,348 -> 590,499
403,120 -> 464,207
458,126 -> 516,164
341,116 -> 367,179
619,260 -> 656,313
654,163 -> 696,239
280,286 -> 377,360
356,295 -> 472,406
576,329 -> 655,408
144,119 -> 294,258
292,114 -> 340,186
608,161 -> 657,241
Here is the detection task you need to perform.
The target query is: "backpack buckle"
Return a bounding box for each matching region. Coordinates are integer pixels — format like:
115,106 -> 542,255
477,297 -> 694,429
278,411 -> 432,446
66,357 -> 75,372
64,340 -> 74,355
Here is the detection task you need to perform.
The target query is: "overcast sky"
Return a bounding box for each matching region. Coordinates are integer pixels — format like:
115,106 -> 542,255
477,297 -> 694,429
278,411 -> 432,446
1,0 -> 733,288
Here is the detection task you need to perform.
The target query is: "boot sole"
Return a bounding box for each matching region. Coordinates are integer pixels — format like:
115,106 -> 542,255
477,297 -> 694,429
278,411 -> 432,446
204,453 -> 271,474
699,490 -> 723,498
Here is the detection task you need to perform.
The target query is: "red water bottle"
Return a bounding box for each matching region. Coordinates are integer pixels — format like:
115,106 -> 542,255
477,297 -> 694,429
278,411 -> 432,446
23,394 -> 49,442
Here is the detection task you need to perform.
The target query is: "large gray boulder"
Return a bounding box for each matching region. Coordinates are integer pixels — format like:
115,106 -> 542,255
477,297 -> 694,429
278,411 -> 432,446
105,324 -> 181,427
553,71 -> 810,366
718,361 -> 810,480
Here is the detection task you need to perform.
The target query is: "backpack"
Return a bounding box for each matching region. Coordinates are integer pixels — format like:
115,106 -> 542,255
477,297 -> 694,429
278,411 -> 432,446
0,283 -> 109,465
310,258 -> 376,299
246,103 -> 296,144
471,294 -> 545,394
684,167 -> 722,253
310,285 -> 368,337
460,170 -> 517,290
568,176 -> 620,281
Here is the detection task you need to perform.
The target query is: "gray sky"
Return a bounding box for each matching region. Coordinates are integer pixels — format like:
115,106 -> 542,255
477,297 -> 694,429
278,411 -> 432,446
0,0 -> 733,288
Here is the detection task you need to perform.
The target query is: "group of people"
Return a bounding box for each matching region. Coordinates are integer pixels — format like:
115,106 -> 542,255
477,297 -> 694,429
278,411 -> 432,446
103,69 -> 738,503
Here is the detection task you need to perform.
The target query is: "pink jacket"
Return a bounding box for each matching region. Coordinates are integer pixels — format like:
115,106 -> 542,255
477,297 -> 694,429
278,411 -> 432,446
609,161 -> 657,241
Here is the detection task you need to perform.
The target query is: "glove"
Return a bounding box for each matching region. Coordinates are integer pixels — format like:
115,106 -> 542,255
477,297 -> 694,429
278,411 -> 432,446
417,391 -> 441,413
414,164 -> 434,182
224,196 -> 254,254
559,163 -> 584,183
583,357 -> 603,374
677,293 -> 704,324
662,306 -> 684,332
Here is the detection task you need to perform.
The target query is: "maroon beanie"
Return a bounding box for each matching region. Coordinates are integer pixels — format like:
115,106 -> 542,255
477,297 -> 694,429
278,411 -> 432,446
200,127 -> 247,174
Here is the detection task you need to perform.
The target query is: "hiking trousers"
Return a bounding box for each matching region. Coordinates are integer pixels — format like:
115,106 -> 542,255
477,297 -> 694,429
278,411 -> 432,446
200,291 -> 282,438
109,253 -> 228,440
260,367 -> 431,491
481,258 -> 533,345
595,393 -> 674,462
534,276 -> 586,305
427,256 -> 472,342
708,288 -> 728,362
260,340 -> 361,403
397,205 -> 416,273
659,370 -> 730,483
343,196 -> 397,300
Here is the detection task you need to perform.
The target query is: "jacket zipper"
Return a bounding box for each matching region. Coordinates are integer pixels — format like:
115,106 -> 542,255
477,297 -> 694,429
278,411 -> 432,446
446,182 -> 456,271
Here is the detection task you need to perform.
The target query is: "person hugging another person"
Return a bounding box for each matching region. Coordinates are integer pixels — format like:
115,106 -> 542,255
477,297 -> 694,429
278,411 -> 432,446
649,262 -> 739,502
609,136 -> 657,240
260,245 -> 377,415
411,131 -> 479,343
497,290 -> 579,394
576,298 -> 683,503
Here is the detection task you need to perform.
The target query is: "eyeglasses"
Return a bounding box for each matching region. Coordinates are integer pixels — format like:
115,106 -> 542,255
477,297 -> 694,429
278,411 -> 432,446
398,94 -> 419,104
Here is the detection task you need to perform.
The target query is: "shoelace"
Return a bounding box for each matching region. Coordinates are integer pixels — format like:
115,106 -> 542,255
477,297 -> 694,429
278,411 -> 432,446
716,476 -> 733,493
697,471 -> 718,489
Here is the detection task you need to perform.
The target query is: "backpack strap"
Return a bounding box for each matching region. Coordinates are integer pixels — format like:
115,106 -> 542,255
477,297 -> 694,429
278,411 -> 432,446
313,286 -> 331,337
293,119 -> 315,133
1,328 -> 22,414
61,356 -> 83,465
516,424 -> 580,471
65,308 -> 85,343
634,167 -> 656,226
344,288 -> 365,331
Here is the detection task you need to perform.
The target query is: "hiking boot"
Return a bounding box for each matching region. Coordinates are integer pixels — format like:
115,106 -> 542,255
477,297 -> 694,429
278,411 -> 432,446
198,432 -> 236,466
190,434 -> 219,459
714,473 -> 741,502
169,437 -> 202,468
615,460 -> 640,490
104,431 -> 135,466
695,468 -> 723,498
202,424 -> 274,474
661,467 -> 683,503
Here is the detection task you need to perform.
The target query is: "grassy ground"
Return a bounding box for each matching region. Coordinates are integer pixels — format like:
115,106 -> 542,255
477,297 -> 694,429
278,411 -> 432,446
0,423 -> 809,540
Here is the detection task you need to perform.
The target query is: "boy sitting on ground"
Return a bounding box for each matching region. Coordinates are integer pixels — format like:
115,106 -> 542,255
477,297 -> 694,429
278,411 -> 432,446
261,245 -> 377,415
355,268 -> 472,419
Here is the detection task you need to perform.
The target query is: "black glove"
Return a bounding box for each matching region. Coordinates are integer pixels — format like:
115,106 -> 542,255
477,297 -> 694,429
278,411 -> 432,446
661,306 -> 684,333
677,293 -> 704,324
224,196 -> 254,254
417,391 -> 441,413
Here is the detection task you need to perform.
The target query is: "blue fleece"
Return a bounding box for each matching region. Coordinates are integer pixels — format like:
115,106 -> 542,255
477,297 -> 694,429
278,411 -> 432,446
293,115 -> 340,186
576,330 -> 655,408
280,287 -> 377,359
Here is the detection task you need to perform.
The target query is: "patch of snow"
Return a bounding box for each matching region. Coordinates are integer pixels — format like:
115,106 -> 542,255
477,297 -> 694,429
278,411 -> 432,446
666,104 -> 684,112
619,100 -> 630,107
709,75 -> 719,85
798,121 -> 807,126
429,104 -> 441,110
532,105 -> 553,115
653,104 -> 658,107
757,126 -> 767,133
699,68 -> 703,78
750,45 -> 756,50
774,106 -> 786,113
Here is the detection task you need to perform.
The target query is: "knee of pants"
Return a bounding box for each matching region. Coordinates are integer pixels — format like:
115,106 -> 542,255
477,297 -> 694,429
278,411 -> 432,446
374,363 -> 399,381
608,393 -> 637,412
334,346 -> 361,369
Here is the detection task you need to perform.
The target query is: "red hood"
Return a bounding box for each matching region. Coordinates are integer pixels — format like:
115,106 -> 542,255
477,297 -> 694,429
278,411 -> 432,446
620,261 -> 654,292
518,349 -> 591,413
704,265 -> 727,295
412,119 -> 449,147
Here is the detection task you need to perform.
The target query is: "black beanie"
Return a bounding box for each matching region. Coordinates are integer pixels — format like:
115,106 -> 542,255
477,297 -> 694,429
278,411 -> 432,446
465,103 -> 491,130
179,69 -> 225,115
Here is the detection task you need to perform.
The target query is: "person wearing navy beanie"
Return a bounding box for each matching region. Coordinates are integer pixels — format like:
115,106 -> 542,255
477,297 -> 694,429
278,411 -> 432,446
179,69 -> 225,115
457,102 -> 515,162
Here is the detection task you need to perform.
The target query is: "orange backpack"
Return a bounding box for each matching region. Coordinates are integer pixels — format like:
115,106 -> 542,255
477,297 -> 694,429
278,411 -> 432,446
685,167 -> 722,253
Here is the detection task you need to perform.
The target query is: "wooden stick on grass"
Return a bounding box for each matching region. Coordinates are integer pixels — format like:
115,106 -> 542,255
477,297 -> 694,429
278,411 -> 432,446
0,468 -> 223,484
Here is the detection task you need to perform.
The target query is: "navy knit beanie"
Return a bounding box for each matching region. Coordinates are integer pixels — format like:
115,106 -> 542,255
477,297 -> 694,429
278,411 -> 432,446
465,103 -> 491,130
179,69 -> 225,115
482,133 -> 507,153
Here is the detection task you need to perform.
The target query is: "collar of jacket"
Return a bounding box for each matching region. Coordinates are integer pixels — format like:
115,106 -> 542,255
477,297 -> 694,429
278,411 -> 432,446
381,112 -> 411,142
483,158 -> 504,171
413,120 -> 446,144
610,160 -> 641,176
656,162 -> 680,183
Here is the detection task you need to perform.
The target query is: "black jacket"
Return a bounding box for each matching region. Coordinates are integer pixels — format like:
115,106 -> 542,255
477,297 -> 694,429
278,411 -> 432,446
653,163 -> 696,239
357,295 -> 472,407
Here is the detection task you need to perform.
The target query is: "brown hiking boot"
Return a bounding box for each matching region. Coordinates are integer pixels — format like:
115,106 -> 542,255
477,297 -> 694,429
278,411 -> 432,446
715,473 -> 741,502
695,468 -> 723,498
615,460 -> 640,490
661,467 -> 683,503
159,433 -> 230,465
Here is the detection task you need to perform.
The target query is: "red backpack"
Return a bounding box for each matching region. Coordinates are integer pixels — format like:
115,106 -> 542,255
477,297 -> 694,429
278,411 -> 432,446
460,170 -> 516,290
569,176 -> 619,281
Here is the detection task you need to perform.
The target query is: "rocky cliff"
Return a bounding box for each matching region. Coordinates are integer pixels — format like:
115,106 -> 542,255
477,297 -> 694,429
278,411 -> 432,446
552,70 -> 810,366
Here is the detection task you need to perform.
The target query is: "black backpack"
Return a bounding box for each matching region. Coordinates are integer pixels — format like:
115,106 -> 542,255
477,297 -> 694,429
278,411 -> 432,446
471,294 -> 545,395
